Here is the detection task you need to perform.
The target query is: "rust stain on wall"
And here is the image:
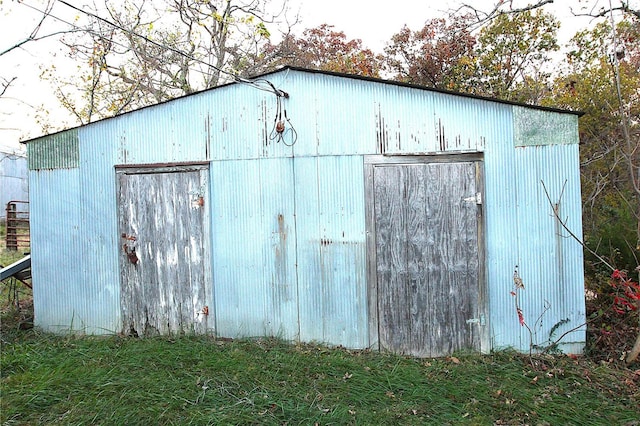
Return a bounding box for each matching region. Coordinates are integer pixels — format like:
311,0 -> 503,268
272,213 -> 291,309
376,104 -> 389,154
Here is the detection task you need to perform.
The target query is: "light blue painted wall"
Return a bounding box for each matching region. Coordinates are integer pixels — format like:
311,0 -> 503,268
30,168 -> 85,332
28,68 -> 585,352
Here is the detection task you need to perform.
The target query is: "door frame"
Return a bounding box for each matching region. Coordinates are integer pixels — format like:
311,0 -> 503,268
114,161 -> 214,336
364,153 -> 489,354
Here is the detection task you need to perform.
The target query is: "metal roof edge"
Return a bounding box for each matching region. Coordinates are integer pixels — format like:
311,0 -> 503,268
21,78 -> 240,144
21,65 -> 583,144
270,66 -> 584,117
0,148 -> 27,157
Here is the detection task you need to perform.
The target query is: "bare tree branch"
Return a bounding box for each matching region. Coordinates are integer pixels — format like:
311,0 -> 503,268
454,0 -> 554,28
571,1 -> 640,19
0,77 -> 17,97
0,0 -> 82,57
0,29 -> 86,57
541,179 -> 616,271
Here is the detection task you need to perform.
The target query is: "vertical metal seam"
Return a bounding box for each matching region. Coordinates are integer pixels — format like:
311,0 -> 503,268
291,154 -> 302,342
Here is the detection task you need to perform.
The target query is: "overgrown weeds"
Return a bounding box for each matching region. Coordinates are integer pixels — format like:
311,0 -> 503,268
1,328 -> 638,425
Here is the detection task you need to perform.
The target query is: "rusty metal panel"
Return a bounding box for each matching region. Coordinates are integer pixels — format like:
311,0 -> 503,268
295,155 -> 368,348
210,157 -> 299,340
28,129 -> 79,170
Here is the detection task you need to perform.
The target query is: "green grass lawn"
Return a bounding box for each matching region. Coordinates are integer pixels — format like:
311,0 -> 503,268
1,237 -> 30,257
1,223 -> 637,424
0,222 -> 30,267
1,330 -> 638,425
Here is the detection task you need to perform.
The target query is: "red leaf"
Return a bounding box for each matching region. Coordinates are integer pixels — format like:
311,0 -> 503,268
613,306 -> 626,315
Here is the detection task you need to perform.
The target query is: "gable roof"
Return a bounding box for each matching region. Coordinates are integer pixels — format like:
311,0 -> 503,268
23,66 -> 581,144
264,66 -> 582,116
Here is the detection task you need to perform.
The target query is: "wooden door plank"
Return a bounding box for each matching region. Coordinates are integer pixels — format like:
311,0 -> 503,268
425,162 -> 480,355
118,170 -> 209,336
374,165 -> 410,353
424,163 -> 451,356
405,165 -> 431,357
372,160 -> 482,357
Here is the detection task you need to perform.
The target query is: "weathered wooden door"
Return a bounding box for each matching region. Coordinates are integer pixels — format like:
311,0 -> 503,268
117,165 -> 211,336
370,159 -> 484,357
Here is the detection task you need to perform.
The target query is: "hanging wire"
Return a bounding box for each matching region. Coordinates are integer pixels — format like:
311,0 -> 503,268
17,0 -> 287,98
269,93 -> 297,147
17,0 -> 298,146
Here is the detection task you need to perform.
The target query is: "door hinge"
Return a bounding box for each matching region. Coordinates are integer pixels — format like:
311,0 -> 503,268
466,314 -> 485,326
463,192 -> 482,205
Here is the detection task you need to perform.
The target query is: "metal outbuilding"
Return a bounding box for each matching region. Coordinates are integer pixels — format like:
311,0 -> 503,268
25,67 -> 586,357
1,148 -> 29,220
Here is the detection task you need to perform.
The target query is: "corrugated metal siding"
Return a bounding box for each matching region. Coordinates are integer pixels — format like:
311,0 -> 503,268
27,68 -> 585,352
113,95 -> 209,164
30,168 -> 83,332
210,158 -> 298,339
275,72 -> 494,157
295,155 -> 367,348
27,70 -> 510,167
485,141 -> 585,352
78,123 -> 122,333
514,144 -> 585,352
206,85 -> 294,161
28,129 -> 79,170
209,155 -> 367,347
482,105 -> 519,350
32,123 -> 122,334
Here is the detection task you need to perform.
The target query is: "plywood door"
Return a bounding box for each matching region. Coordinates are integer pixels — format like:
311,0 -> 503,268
374,161 -> 481,357
117,168 -> 211,336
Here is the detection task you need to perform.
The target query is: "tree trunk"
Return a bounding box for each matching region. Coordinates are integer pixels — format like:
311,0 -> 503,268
626,297 -> 640,364
626,327 -> 640,364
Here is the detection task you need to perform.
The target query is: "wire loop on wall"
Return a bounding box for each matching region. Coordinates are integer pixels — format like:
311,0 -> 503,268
269,93 -> 297,147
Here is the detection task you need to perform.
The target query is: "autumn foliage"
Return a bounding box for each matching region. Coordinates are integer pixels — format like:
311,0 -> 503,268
611,269 -> 640,315
263,24 -> 381,77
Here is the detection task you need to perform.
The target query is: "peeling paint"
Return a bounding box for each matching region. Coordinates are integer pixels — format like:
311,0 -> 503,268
376,104 -> 389,154
118,167 -> 210,337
